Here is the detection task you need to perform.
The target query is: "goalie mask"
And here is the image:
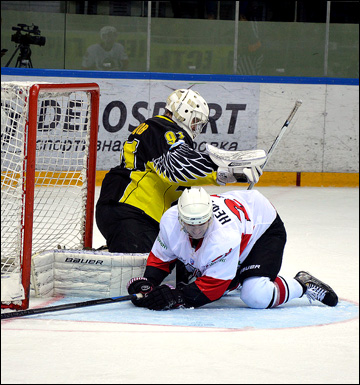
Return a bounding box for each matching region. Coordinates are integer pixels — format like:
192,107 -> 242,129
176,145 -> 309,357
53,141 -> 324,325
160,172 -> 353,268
165,89 -> 209,139
178,187 -> 213,239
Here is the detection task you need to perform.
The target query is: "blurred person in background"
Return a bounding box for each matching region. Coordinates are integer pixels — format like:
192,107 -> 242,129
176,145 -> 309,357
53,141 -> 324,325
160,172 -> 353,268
237,2 -> 264,75
82,26 -> 128,71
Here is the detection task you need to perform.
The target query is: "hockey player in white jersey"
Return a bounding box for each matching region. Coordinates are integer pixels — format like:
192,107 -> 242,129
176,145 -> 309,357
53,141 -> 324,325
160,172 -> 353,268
127,187 -> 338,310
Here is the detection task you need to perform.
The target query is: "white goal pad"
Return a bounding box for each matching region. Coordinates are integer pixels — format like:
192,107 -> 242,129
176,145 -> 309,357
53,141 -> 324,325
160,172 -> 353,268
31,249 -> 149,297
1,272 -> 25,305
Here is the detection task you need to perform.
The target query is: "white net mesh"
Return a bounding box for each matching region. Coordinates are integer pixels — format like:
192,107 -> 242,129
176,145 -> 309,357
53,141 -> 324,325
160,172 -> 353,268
1,83 -> 29,276
1,81 -> 97,307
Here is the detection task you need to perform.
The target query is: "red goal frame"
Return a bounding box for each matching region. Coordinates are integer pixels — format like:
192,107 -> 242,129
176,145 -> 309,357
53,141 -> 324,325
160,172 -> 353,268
2,83 -> 100,310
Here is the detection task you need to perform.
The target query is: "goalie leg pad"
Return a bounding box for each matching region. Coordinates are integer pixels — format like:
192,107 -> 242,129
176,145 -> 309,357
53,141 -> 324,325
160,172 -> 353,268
31,249 -> 148,297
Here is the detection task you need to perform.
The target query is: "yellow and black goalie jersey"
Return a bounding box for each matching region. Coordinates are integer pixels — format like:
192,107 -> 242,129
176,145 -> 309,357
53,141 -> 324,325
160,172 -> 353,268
97,115 -> 219,223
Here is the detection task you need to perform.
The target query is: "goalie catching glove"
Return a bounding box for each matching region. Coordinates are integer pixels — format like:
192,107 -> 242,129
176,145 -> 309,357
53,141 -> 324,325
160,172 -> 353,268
127,278 -> 185,310
206,143 -> 266,186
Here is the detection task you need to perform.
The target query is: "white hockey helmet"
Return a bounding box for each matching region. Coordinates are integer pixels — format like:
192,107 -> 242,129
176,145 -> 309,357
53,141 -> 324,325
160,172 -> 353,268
165,89 -> 209,139
178,187 -> 213,239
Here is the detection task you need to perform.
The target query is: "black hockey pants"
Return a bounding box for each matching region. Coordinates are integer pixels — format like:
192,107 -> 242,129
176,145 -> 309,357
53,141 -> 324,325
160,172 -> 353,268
95,202 -> 160,253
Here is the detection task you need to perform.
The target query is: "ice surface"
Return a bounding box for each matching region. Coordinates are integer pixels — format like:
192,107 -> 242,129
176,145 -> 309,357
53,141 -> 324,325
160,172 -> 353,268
1,186 -> 359,384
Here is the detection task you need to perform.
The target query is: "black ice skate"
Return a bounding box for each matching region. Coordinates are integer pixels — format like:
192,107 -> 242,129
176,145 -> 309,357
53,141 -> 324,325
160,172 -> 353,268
295,271 -> 338,307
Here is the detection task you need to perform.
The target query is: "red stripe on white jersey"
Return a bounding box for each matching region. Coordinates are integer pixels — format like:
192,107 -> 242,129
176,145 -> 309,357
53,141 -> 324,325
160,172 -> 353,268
240,233 -> 251,255
147,251 -> 176,273
195,275 -> 232,301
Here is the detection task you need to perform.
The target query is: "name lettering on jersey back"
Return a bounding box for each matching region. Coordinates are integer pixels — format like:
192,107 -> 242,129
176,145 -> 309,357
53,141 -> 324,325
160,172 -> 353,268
212,203 -> 231,225
131,123 -> 149,135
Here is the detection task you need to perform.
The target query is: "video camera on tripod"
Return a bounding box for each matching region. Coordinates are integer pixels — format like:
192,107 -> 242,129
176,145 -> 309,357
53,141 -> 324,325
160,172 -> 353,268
11,23 -> 46,47
5,23 -> 46,68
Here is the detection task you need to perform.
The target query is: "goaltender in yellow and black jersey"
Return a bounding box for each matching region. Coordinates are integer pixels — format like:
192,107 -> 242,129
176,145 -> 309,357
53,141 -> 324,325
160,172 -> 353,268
96,89 -> 264,253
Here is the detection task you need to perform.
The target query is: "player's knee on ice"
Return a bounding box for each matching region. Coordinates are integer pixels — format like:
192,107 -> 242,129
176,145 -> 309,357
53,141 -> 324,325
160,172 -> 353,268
240,276 -> 274,309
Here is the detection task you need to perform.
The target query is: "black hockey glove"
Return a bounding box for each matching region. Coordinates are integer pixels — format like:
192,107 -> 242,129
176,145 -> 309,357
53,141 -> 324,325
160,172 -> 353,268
127,277 -> 155,307
140,284 -> 186,311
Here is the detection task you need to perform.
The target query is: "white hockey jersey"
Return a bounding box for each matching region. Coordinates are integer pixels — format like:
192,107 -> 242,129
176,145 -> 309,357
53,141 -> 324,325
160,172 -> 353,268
146,190 -> 277,305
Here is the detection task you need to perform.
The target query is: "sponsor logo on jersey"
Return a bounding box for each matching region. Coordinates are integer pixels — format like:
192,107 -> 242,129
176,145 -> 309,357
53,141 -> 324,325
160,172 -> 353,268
157,235 -> 168,249
204,248 -> 233,269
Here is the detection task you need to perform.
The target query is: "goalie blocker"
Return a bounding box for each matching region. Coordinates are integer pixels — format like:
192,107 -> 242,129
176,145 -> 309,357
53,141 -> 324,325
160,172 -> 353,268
206,144 -> 267,185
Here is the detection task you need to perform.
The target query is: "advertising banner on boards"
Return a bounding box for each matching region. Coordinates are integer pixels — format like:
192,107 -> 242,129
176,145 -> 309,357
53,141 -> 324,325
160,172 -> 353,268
3,76 -> 260,170
96,79 -> 260,169
1,76 -> 260,171
3,71 -> 358,174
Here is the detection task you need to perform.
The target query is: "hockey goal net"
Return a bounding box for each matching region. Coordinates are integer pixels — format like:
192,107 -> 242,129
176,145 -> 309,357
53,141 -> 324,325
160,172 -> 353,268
1,82 -> 100,310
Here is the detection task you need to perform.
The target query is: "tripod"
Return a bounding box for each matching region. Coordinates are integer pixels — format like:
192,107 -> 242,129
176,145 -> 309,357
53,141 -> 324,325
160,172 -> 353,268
5,44 -> 33,68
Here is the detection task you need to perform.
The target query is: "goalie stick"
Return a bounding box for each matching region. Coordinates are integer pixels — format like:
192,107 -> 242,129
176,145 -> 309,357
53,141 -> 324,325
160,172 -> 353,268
247,99 -> 302,190
1,293 -> 143,319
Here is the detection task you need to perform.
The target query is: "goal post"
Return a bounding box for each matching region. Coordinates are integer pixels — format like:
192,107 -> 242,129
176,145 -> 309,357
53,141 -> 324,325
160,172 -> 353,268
1,81 -> 100,310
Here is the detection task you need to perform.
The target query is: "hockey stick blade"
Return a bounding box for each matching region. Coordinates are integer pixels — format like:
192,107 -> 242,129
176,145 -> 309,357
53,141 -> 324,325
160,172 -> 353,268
1,293 -> 142,319
247,99 -> 302,190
